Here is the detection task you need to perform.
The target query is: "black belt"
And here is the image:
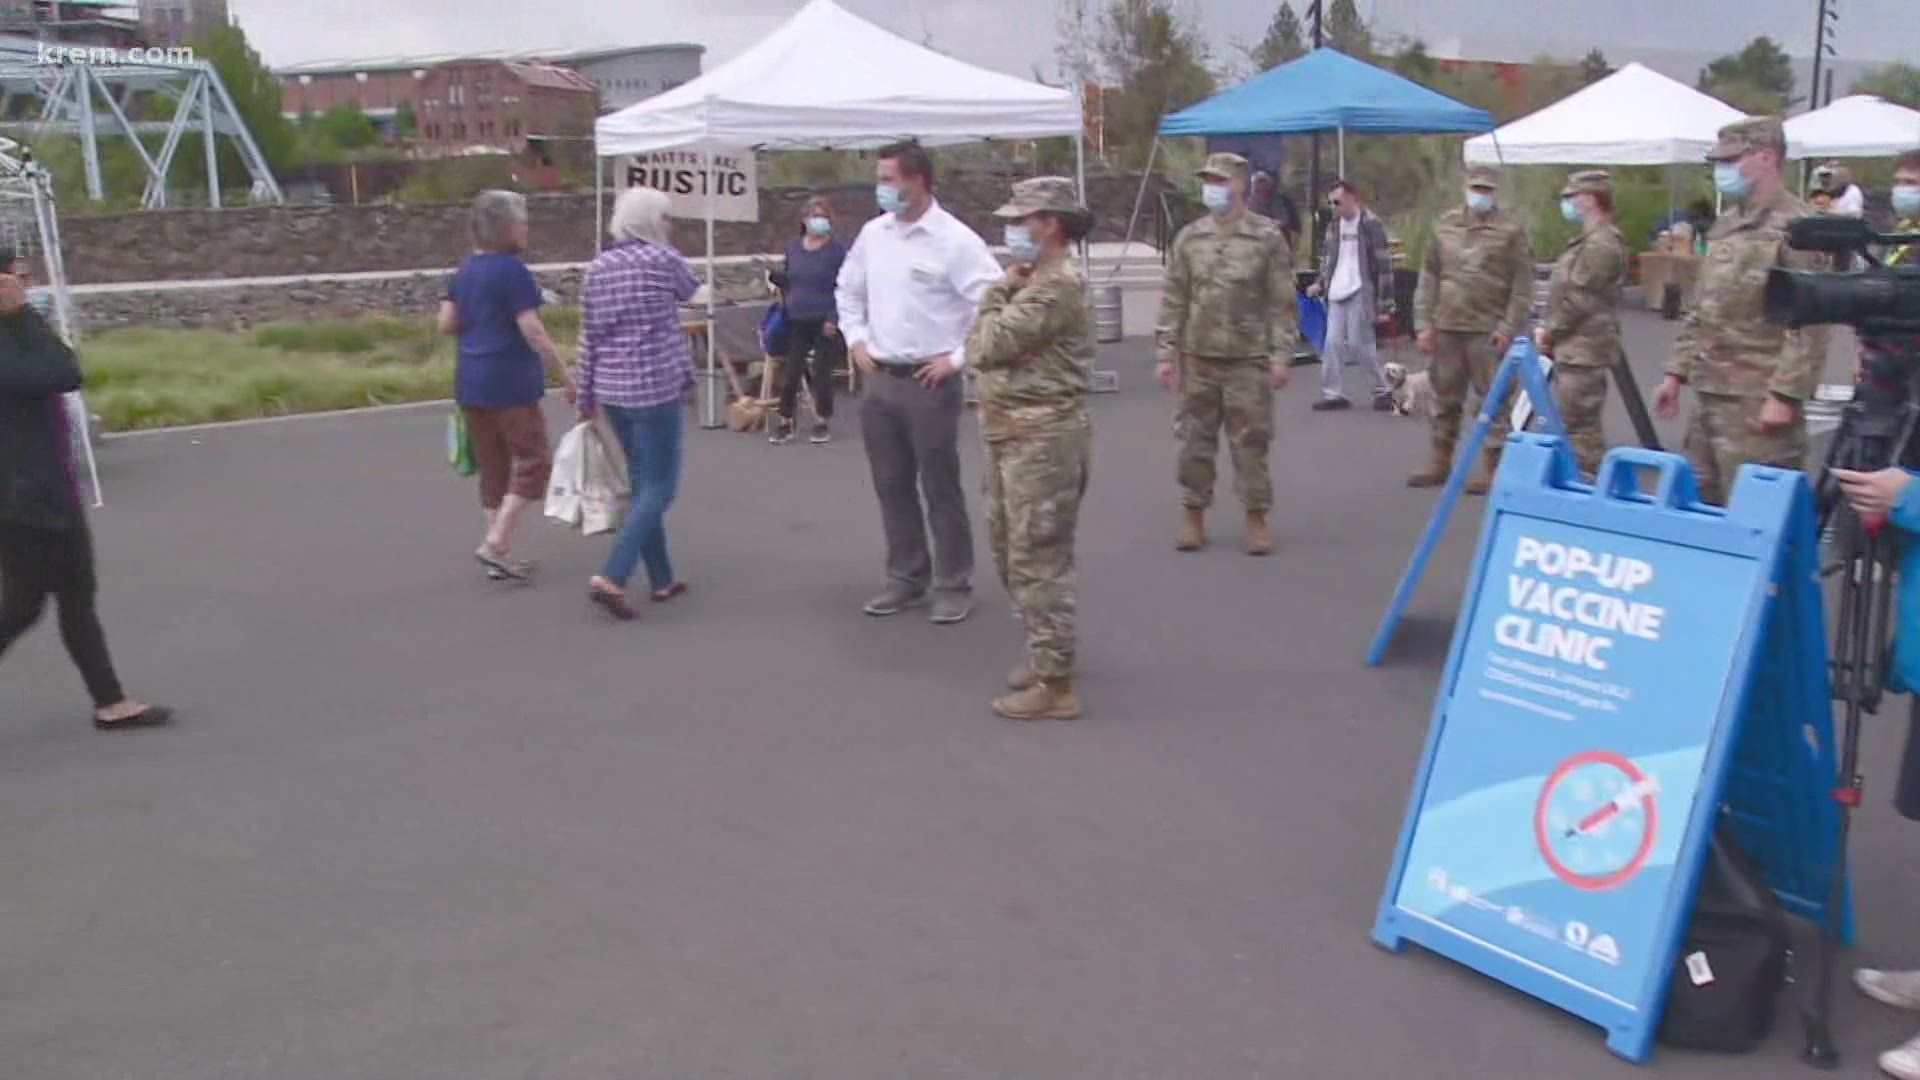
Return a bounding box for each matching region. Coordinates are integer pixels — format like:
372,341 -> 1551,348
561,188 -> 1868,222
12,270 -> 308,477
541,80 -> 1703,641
874,362 -> 930,378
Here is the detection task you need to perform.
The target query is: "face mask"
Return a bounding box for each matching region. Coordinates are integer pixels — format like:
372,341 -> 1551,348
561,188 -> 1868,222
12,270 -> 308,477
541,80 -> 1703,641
805,216 -> 832,236
1713,162 -> 1751,200
1560,197 -> 1583,225
1894,184 -> 1920,219
1003,224 -> 1040,265
875,184 -> 908,215
1202,184 -> 1234,215
25,286 -> 49,316
1466,191 -> 1495,214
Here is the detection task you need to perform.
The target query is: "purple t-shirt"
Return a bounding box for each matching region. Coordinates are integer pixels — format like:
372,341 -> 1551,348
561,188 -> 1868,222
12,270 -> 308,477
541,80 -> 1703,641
448,253 -> 545,408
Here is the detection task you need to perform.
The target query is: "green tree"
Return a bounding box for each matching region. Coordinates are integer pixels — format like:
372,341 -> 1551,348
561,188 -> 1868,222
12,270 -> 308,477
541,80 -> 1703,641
1388,39 -> 1438,84
394,99 -> 418,139
1699,36 -> 1794,113
1095,0 -> 1216,169
195,22 -> 299,180
1580,48 -> 1612,86
1327,0 -> 1371,58
1854,62 -> 1920,110
313,104 -> 378,151
1251,1 -> 1306,71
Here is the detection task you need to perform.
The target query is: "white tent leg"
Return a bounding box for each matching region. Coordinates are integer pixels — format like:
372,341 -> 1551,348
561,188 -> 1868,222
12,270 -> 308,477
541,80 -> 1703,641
1105,135 -> 1159,284
594,141 -> 604,255
1338,126 -> 1346,177
701,149 -> 721,430
1074,121 -> 1088,278
31,171 -> 99,505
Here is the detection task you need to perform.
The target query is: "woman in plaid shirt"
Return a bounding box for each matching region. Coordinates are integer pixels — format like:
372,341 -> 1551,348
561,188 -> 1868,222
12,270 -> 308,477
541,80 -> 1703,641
576,186 -> 701,621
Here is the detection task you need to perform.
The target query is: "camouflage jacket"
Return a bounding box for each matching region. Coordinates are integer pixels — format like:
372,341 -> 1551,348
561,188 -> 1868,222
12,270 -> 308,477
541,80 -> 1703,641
1156,211 -> 1299,363
1665,189 -> 1830,400
967,259 -> 1094,443
1543,223 -> 1627,368
1413,206 -> 1534,336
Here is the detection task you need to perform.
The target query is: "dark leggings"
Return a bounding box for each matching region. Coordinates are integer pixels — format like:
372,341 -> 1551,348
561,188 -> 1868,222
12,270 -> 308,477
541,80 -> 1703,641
0,520 -> 124,709
777,318 -> 843,421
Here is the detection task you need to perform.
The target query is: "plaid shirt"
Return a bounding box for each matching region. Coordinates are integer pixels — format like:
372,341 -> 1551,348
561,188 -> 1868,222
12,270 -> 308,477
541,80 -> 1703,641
578,238 -> 702,412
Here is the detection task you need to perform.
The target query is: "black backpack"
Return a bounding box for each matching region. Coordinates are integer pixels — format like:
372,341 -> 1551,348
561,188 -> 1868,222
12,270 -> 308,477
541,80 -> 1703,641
1656,825 -> 1791,1053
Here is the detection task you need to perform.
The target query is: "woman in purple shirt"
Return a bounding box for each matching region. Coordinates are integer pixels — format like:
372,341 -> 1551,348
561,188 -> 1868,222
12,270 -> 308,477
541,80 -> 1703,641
576,186 -> 701,621
770,196 -> 848,445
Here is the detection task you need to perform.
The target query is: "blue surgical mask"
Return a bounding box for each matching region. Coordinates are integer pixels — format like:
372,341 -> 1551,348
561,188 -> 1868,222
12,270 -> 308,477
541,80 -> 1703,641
1004,224 -> 1040,264
1201,184 -> 1234,215
1713,162 -> 1751,200
1894,184 -> 1920,219
1466,191 -> 1495,214
1560,197 -> 1583,225
875,184 -> 908,215
25,285 -> 49,316
805,216 -> 832,237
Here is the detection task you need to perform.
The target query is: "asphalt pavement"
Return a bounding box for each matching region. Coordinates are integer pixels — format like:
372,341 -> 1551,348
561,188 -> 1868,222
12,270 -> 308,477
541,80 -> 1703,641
3,313 -> 1915,1079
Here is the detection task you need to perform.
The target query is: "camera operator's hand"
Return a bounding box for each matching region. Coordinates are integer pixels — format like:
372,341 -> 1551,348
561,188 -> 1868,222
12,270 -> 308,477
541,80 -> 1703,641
1653,375 -> 1685,420
1831,467 -> 1913,520
1754,396 -> 1797,432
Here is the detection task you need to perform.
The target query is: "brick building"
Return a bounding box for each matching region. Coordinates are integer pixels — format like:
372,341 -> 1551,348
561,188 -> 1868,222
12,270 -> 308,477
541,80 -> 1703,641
0,0 -> 143,48
136,0 -> 225,45
414,59 -> 597,159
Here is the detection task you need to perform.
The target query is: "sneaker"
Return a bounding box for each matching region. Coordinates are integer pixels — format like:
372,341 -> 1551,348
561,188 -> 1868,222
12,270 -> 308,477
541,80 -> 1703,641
1312,397 -> 1353,412
1881,1032 -> 1920,1080
929,590 -> 974,625
863,584 -> 928,617
1373,394 -> 1396,412
809,421 -> 832,444
1859,969 -> 1920,1012
769,419 -> 795,445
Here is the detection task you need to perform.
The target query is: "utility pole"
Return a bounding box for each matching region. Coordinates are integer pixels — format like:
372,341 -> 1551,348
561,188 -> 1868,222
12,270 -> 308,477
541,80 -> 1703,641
1306,0 -> 1324,262
1811,0 -> 1838,110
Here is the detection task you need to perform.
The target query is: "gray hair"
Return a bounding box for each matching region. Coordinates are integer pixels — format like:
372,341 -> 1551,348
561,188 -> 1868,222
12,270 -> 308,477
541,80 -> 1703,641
610,185 -> 674,246
469,189 -> 528,253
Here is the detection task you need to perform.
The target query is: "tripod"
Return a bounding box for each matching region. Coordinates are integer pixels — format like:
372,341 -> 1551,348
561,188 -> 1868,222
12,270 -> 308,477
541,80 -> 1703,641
1800,370 -> 1920,1068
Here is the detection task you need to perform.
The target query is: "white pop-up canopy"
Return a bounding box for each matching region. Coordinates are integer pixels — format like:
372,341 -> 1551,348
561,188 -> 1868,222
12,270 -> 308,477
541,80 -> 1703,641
1465,63 -> 1746,165
594,0 -> 1081,154
1785,95 -> 1920,159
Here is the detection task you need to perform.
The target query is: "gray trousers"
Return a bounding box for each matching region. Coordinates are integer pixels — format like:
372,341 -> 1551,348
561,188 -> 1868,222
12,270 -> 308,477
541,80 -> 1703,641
861,369 -> 973,593
1320,291 -> 1389,401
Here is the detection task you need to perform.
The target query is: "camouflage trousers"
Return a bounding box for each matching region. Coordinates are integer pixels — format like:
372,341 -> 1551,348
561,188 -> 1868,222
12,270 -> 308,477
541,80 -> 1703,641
1683,392 -> 1808,507
984,428 -> 1091,679
1429,331 -> 1511,453
1176,356 -> 1273,512
1552,365 -> 1610,479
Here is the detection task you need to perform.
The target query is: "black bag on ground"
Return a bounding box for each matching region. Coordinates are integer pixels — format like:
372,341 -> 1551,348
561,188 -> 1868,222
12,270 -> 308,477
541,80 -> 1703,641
1656,825 -> 1791,1053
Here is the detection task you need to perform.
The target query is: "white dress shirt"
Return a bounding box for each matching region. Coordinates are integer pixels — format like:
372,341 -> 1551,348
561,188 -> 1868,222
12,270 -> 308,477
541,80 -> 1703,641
835,200 -> 1003,369
1331,215 -> 1365,302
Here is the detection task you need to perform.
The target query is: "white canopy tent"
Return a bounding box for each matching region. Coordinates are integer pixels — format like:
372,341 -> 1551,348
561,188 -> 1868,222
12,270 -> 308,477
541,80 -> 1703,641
1464,63 -> 1746,165
592,0 -> 1083,426
1785,95 -> 1920,159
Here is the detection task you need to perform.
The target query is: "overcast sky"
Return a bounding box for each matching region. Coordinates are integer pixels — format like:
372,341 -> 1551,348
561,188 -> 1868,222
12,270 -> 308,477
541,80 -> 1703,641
231,0 -> 1918,78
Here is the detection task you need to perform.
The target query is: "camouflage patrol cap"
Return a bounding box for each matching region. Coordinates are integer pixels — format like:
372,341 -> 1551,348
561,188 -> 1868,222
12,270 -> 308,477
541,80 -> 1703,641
1465,163 -> 1501,189
1197,152 -> 1250,182
1560,169 -> 1612,197
992,176 -> 1089,222
1707,116 -> 1786,161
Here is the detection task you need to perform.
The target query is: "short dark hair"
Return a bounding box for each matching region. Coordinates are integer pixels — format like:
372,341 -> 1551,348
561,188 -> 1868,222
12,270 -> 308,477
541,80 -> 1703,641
1328,179 -> 1360,199
1897,149 -> 1920,174
877,140 -> 935,188
1045,211 -> 1092,243
1589,190 -> 1615,214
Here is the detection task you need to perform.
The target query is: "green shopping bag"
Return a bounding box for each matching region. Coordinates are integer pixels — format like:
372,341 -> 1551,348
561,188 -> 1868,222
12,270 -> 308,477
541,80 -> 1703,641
447,409 -> 476,477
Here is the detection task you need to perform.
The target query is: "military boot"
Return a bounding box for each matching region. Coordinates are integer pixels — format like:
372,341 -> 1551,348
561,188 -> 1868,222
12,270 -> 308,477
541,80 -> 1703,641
1465,447 -> 1503,497
993,677 -> 1083,721
1244,511 -> 1275,557
1006,662 -> 1039,691
1406,436 -> 1455,489
1174,506 -> 1208,552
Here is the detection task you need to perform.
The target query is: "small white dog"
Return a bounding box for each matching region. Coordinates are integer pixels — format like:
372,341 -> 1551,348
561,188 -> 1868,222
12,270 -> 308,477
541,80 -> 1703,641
1382,361 -> 1433,418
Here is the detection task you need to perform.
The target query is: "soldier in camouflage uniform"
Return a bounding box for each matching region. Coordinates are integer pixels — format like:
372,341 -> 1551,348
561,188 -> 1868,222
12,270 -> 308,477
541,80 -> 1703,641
967,177 -> 1096,722
1654,118 -> 1831,507
1154,152 -> 1299,557
1410,162 -> 1535,496
1538,170 -> 1629,480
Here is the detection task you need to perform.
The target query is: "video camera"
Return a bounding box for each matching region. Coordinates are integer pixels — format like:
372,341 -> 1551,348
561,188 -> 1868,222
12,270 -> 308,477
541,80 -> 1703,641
1765,216 -> 1920,334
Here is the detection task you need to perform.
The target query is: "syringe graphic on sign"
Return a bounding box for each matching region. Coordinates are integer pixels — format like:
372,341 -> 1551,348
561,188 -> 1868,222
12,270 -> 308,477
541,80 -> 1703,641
1534,751 -> 1661,892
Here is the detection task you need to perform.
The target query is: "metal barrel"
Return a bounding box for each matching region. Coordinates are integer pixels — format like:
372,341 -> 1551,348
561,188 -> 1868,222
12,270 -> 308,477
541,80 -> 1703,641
1091,284 -> 1123,344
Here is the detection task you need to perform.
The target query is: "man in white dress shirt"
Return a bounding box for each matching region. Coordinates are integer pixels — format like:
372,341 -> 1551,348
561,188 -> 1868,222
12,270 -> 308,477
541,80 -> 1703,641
836,141 -> 1004,624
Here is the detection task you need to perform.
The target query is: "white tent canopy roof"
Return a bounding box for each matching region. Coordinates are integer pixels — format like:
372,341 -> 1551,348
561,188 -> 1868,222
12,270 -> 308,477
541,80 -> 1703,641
1785,95 -> 1920,159
1464,63 -> 1747,166
593,0 -> 1081,156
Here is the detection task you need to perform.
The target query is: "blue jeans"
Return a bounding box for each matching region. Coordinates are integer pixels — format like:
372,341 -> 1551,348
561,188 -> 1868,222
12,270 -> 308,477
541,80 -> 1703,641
600,401 -> 683,590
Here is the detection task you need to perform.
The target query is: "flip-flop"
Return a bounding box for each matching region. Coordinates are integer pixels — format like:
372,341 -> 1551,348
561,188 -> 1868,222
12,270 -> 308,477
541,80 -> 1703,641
475,549 -> 532,582
94,705 -> 175,731
651,582 -> 689,603
589,588 -> 638,621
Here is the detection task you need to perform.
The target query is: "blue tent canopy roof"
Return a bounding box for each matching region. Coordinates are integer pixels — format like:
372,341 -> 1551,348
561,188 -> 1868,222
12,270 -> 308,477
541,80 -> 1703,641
1160,47 -> 1495,137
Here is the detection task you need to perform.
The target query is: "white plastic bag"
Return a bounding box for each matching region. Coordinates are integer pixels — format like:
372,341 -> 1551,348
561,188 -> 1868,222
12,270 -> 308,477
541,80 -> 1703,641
578,418 -> 631,537
545,421 -> 586,528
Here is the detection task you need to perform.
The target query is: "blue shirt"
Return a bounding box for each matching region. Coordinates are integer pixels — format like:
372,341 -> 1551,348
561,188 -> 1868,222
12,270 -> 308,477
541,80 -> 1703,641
449,253 -> 545,408
783,236 -> 846,322
1890,474 -> 1920,693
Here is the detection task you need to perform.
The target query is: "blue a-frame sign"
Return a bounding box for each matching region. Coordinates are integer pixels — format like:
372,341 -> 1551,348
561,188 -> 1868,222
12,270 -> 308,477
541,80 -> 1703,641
1372,436 -> 1845,1064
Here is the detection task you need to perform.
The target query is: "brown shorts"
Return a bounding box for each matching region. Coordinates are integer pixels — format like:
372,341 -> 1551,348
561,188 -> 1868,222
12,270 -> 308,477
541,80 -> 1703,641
463,404 -> 551,509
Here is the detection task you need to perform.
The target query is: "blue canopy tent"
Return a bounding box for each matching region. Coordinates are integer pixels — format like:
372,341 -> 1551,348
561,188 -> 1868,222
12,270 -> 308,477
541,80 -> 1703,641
1160,47 -> 1494,175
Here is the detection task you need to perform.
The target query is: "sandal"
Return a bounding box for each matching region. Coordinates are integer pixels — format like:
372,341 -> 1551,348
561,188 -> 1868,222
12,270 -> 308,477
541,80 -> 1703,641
651,582 -> 689,603
95,705 -> 175,731
475,546 -> 532,582
589,585 -> 638,622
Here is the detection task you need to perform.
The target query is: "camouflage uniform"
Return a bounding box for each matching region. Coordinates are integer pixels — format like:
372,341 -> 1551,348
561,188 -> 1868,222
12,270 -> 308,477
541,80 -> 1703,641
969,177 -> 1095,714
1157,154 -> 1299,513
1544,170 -> 1629,478
1665,118 -> 1831,507
1411,163 -> 1534,485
